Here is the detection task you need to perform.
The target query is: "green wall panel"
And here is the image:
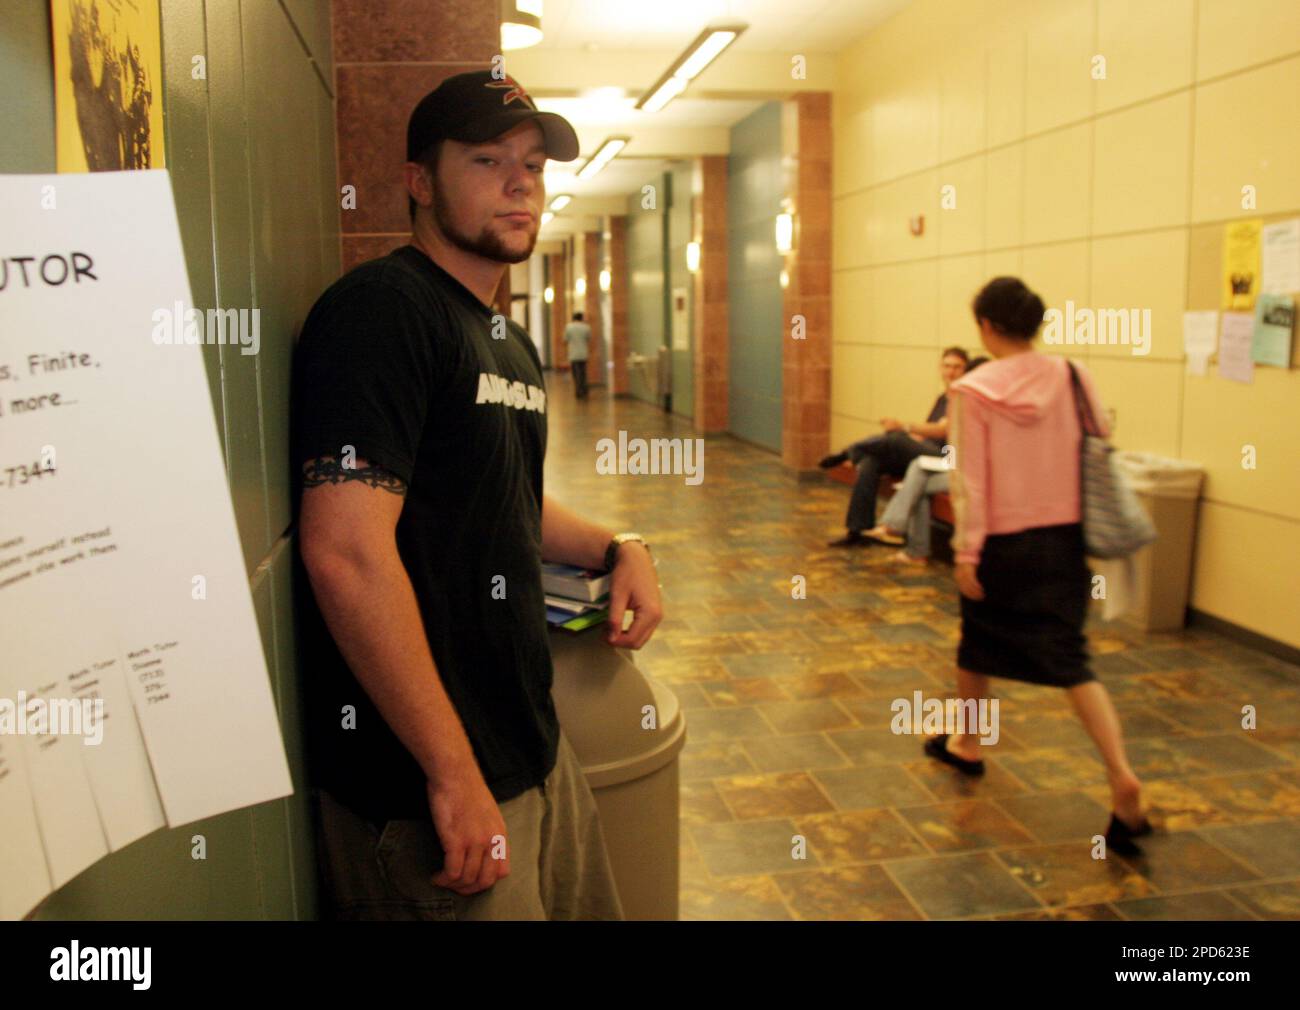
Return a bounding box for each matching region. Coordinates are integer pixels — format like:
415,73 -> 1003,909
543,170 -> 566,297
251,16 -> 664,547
160,0 -> 226,444
243,0 -> 334,541
727,102 -> 784,451
0,0 -> 55,171
204,0 -> 272,575
626,173 -> 669,406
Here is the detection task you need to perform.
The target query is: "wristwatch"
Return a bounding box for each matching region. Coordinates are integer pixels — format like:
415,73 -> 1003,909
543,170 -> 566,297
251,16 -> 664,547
604,532 -> 650,572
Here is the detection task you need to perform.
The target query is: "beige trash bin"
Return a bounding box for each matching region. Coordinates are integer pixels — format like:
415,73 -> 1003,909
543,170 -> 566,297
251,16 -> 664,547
1117,452 -> 1205,631
549,625 -> 687,920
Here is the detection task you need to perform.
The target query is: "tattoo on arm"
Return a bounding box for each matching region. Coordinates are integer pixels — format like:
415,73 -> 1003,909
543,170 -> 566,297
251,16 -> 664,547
301,456 -> 408,496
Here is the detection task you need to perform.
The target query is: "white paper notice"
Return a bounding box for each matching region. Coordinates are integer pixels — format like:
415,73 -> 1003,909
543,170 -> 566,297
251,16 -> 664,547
0,171 -> 291,918
1261,218 -> 1300,295
1182,310 -> 1218,376
1218,312 -> 1256,384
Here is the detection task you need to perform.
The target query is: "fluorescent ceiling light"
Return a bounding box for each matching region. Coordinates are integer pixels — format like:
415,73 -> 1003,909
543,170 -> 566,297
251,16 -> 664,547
549,194 -> 572,211
635,22 -> 748,112
641,75 -> 687,114
541,211 -> 554,225
575,137 -> 628,181
676,31 -> 737,80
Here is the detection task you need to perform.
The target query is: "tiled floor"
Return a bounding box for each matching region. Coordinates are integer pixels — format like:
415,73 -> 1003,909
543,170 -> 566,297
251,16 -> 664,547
543,376 -> 1300,921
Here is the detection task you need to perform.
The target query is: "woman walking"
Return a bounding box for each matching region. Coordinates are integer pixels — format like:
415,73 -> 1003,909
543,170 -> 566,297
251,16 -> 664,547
926,276 -> 1151,855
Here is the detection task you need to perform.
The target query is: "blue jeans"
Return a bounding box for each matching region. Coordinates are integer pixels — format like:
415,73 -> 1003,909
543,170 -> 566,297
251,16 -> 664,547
878,456 -> 949,559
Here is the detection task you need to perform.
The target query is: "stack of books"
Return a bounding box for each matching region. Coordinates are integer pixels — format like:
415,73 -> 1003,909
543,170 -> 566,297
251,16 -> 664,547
543,563 -> 611,632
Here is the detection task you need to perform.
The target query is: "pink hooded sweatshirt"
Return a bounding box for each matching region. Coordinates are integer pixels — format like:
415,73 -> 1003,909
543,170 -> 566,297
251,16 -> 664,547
948,352 -> 1109,566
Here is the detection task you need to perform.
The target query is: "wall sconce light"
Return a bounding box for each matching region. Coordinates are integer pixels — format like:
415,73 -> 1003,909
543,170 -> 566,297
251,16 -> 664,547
686,241 -> 700,273
543,285 -> 554,304
775,211 -> 794,254
501,0 -> 543,51
779,269 -> 789,289
575,276 -> 587,298
599,268 -> 611,292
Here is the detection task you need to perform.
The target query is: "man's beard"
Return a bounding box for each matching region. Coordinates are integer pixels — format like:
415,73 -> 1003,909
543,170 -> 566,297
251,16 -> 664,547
432,180 -> 536,264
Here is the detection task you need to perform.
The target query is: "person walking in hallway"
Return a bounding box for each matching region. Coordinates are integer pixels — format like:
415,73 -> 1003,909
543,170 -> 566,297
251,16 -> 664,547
932,276 -> 1150,856
564,311 -> 592,399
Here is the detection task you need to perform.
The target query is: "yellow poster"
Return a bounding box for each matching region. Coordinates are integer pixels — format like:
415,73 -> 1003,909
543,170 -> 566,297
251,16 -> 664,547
1222,217 -> 1262,311
51,0 -> 165,172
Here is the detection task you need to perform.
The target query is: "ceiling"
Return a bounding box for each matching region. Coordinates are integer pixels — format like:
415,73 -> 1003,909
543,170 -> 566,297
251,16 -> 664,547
524,0 -> 911,236
527,0 -> 909,53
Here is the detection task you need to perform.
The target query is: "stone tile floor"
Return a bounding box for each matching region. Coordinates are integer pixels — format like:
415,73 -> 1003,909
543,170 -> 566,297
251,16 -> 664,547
543,377 -> 1300,921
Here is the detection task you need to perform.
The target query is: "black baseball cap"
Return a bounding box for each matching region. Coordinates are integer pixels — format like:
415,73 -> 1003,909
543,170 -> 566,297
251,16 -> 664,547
406,70 -> 580,163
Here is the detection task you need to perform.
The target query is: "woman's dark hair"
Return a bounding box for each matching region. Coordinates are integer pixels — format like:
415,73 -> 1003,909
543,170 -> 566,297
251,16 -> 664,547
941,346 -> 969,364
966,355 -> 990,372
971,277 -> 1045,339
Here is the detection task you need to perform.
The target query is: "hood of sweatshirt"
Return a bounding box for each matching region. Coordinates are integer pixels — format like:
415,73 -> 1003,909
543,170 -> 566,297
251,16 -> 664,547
951,352 -> 1069,426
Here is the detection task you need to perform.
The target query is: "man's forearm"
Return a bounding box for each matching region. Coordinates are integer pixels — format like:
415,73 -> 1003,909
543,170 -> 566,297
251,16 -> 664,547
909,419 -> 947,440
541,494 -> 615,569
304,548 -> 477,783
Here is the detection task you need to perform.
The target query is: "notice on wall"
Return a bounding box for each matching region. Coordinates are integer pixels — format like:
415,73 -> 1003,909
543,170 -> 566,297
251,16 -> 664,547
1222,218 -> 1262,311
51,0 -> 166,172
1182,310 -> 1218,376
1217,311 -> 1256,384
1261,218 -> 1300,296
1252,294 -> 1295,368
0,171 -> 291,920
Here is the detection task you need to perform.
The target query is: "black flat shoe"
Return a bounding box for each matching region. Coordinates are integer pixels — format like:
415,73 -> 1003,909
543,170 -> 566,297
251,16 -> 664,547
1105,812 -> 1152,857
923,734 -> 985,776
819,452 -> 849,469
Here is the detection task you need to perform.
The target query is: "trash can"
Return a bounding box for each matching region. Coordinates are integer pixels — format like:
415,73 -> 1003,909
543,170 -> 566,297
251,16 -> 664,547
1116,452 -> 1205,631
548,625 -> 687,920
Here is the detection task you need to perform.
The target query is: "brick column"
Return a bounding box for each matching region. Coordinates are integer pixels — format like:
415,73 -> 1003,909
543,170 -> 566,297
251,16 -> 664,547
608,216 -> 630,395
548,253 -> 568,369
781,93 -> 832,470
583,231 -> 605,386
693,155 -> 729,432
333,0 -> 499,272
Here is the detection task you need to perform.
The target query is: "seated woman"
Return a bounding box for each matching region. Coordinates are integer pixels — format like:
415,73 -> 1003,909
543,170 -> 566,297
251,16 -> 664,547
860,357 -> 988,563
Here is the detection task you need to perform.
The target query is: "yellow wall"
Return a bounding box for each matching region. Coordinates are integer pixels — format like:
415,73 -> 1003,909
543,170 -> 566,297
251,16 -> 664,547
831,0 -> 1300,648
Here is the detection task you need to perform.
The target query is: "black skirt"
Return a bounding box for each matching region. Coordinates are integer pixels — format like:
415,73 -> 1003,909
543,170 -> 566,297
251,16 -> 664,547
958,522 -> 1095,687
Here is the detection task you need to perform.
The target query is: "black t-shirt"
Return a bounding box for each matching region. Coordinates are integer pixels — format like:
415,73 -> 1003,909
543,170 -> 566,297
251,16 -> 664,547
290,244 -> 558,823
926,393 -> 948,424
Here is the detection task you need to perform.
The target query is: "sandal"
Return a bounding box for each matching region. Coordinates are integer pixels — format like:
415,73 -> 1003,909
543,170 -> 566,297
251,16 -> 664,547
923,734 -> 985,777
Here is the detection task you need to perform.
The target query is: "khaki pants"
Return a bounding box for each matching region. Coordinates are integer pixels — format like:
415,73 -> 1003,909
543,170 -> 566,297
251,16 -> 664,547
313,733 -> 624,921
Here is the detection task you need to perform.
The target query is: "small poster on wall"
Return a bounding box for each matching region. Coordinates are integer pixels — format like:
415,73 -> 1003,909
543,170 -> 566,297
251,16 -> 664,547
1221,218 -> 1262,312
51,0 -> 166,172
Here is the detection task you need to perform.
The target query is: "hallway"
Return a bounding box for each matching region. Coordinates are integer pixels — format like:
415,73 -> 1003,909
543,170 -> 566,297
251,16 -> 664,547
544,375 -> 1300,921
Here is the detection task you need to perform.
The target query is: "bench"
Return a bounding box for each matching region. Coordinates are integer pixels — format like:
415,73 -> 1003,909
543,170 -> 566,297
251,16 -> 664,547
826,462 -> 955,560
